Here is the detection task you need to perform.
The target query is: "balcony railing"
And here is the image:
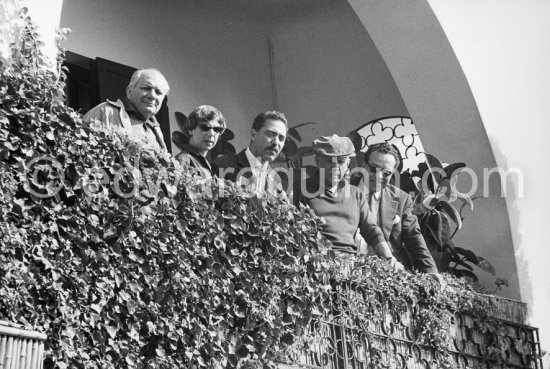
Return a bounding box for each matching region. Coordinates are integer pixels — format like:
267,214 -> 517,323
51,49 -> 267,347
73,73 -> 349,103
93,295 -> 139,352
0,321 -> 47,369
278,258 -> 542,369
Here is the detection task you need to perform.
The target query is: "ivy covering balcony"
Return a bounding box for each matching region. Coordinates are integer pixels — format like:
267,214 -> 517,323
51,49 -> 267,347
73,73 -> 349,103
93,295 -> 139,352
0,10 -> 542,369
279,256 -> 541,369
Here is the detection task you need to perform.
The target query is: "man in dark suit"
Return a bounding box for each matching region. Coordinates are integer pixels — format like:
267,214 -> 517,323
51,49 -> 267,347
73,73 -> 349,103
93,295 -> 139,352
216,111 -> 287,197
351,142 -> 439,275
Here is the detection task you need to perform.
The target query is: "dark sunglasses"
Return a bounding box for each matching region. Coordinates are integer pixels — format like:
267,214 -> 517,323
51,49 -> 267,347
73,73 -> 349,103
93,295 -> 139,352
198,124 -> 225,134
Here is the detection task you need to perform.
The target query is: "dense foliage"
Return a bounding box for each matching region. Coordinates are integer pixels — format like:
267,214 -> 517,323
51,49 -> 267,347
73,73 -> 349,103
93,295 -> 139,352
330,255 -> 500,350
0,8 -> 522,369
0,11 -> 333,369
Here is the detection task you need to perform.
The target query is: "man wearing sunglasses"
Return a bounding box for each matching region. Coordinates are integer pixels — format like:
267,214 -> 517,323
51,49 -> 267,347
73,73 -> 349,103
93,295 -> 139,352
216,111 -> 287,197
295,135 -> 403,270
176,105 -> 226,178
84,68 -> 169,152
351,142 -> 439,275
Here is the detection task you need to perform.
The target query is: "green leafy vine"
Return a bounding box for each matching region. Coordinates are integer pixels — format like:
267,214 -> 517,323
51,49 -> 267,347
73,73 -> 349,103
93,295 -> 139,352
0,7 -> 524,369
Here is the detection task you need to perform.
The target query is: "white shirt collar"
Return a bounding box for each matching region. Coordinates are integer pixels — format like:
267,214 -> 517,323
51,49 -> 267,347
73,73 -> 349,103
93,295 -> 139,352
245,147 -> 268,172
245,147 -> 270,193
358,174 -> 381,199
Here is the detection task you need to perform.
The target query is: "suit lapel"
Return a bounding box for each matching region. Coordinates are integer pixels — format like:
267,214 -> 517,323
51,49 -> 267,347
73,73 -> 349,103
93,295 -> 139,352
265,166 -> 283,194
235,150 -> 254,181
379,186 -> 399,239
236,150 -> 250,170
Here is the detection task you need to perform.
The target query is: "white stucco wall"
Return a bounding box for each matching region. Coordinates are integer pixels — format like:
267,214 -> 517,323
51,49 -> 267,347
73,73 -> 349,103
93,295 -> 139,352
33,0 -> 530,293
60,0 -> 274,152
270,1 -> 409,147
347,0 -> 521,301
60,0 -> 524,300
60,0 -> 409,154
427,0 -> 550,355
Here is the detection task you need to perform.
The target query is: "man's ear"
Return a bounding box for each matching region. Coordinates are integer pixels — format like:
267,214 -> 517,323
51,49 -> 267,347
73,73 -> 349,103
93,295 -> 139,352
125,85 -> 132,100
250,129 -> 257,141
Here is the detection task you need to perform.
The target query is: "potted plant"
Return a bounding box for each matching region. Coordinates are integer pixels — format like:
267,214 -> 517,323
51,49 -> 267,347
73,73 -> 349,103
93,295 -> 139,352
398,153 -> 499,283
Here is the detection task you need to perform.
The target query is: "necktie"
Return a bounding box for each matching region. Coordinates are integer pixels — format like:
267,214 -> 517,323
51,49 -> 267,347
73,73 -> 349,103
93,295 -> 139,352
369,192 -> 379,225
256,164 -> 267,194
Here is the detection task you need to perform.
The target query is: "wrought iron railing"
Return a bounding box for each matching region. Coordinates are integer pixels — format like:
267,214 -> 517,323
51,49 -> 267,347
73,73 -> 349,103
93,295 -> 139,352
279,259 -> 542,369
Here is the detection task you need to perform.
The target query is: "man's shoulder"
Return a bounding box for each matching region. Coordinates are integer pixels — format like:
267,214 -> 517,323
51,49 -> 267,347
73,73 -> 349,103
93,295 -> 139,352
215,149 -> 247,168
214,153 -> 237,168
297,178 -> 363,201
348,183 -> 368,204
385,184 -> 411,200
95,99 -> 125,111
84,99 -> 125,119
339,176 -> 367,199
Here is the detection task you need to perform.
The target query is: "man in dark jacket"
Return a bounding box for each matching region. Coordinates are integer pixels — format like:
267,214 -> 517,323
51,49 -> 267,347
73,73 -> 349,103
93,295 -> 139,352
216,111 -> 287,197
351,142 -> 439,274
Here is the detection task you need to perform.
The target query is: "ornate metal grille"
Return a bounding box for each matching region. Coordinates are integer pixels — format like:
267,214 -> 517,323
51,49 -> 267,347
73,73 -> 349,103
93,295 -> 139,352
278,118 -> 543,369
280,258 -> 542,369
353,116 -> 426,172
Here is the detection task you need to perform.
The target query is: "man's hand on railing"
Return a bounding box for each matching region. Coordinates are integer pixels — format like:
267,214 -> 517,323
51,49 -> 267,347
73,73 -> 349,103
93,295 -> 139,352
385,255 -> 405,272
372,242 -> 405,272
428,272 -> 447,290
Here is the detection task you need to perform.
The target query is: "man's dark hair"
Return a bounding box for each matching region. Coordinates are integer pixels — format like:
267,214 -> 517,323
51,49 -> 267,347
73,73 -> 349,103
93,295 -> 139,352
364,142 -> 402,170
252,111 -> 288,131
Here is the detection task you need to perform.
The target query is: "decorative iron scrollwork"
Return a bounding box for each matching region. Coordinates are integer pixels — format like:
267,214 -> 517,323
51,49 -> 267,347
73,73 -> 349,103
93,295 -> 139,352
284,274 -> 541,369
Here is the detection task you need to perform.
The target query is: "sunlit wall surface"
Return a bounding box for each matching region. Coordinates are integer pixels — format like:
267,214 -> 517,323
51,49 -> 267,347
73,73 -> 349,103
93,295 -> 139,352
427,0 -> 550,357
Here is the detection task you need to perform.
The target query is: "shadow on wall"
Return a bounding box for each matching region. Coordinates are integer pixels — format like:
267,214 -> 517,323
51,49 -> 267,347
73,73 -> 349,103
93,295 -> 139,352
486,136 -> 530,314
